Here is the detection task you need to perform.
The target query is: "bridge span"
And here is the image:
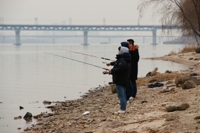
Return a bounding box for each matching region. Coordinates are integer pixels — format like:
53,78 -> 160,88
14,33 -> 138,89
0,24 -> 181,45
0,35 -> 180,44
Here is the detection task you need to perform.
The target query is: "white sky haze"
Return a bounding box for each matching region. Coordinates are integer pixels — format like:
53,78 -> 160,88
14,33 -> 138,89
0,0 -> 160,25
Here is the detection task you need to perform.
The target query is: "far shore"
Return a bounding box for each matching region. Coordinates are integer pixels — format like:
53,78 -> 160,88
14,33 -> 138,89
145,52 -> 200,66
22,51 -> 200,133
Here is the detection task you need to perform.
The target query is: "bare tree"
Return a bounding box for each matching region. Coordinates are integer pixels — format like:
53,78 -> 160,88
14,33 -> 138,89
138,0 -> 200,46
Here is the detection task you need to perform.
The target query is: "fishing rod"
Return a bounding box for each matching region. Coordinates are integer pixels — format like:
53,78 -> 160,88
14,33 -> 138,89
44,52 -> 109,72
65,49 -> 115,62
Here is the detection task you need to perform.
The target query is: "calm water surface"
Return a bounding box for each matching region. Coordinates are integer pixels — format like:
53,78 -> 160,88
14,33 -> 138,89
0,43 -> 188,133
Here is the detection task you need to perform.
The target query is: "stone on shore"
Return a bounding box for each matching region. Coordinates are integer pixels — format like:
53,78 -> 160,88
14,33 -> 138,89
165,116 -> 175,121
160,87 -> 175,93
146,67 -> 158,77
19,106 -> 24,110
110,84 -> 116,94
43,113 -> 54,118
166,103 -> 190,112
165,70 -> 172,73
14,116 -> 22,120
23,112 -> 32,121
175,76 -> 190,87
190,76 -> 200,85
43,100 -> 52,104
194,116 -> 200,120
182,80 -> 197,89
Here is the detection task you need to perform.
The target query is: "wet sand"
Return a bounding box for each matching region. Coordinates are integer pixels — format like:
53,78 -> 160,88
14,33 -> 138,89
22,52 -> 200,133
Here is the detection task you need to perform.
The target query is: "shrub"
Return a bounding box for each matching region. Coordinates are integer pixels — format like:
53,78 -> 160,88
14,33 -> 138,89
169,50 -> 177,55
178,44 -> 197,53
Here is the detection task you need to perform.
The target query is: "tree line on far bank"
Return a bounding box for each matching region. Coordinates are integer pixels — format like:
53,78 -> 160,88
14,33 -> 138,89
138,0 -> 200,53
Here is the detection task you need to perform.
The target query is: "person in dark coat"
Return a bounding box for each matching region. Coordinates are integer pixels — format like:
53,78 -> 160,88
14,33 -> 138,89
105,46 -> 131,113
127,39 -> 140,100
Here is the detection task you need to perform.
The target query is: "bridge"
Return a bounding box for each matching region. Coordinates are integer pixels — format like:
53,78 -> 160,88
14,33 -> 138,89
0,35 -> 180,44
0,24 -> 181,45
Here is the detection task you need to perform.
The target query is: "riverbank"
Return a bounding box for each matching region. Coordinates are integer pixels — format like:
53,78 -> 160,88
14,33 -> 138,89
22,51 -> 200,133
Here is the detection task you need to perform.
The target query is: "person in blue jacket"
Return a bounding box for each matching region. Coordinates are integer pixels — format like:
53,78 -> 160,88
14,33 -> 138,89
105,46 -> 131,113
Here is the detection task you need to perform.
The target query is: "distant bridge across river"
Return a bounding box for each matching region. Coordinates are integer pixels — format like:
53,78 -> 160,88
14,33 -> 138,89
0,35 -> 180,44
0,24 -> 181,45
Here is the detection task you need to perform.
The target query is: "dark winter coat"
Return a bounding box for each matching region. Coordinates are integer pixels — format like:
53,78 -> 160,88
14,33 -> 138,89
129,45 -> 139,81
111,53 -> 131,87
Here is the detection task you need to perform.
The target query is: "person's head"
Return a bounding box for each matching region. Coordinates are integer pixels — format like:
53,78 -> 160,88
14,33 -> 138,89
127,39 -> 134,48
120,42 -> 129,49
118,46 -> 129,55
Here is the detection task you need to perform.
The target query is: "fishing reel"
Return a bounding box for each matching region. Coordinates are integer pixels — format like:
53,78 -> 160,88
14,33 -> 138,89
103,70 -> 110,74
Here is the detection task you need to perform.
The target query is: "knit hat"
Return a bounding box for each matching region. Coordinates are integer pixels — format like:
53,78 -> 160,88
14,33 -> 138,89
120,46 -> 129,55
121,42 -> 129,48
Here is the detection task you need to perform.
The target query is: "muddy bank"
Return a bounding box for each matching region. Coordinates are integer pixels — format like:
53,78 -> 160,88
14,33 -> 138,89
22,52 -> 200,133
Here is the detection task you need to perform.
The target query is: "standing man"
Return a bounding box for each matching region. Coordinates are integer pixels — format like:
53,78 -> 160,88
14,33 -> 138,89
105,46 -> 131,113
127,39 -> 139,100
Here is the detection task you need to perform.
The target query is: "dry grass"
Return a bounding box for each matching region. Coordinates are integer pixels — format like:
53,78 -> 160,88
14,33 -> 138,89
169,50 -> 177,55
178,44 -> 197,53
137,72 -> 182,86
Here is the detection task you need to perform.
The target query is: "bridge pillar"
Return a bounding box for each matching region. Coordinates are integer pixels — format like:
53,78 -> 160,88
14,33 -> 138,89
152,29 -> 157,45
160,37 -> 162,43
1,36 -> 5,43
108,38 -> 111,43
143,36 -> 145,44
82,30 -> 89,45
14,30 -> 21,45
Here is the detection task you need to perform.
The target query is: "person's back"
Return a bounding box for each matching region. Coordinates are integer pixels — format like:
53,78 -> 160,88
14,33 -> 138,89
127,39 -> 140,100
112,48 -> 131,87
120,41 -> 139,80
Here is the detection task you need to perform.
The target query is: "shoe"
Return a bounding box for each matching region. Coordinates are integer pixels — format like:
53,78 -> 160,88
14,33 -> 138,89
118,110 -> 126,114
129,97 -> 135,100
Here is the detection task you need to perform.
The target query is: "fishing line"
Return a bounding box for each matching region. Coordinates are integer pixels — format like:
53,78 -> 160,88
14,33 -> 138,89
44,52 -> 109,70
65,49 -> 115,62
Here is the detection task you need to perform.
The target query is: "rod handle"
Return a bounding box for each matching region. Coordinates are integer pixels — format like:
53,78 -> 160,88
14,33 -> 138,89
101,57 -> 110,60
103,71 -> 109,74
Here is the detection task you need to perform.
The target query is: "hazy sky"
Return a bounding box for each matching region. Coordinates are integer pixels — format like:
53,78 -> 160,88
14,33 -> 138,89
0,0 -> 160,25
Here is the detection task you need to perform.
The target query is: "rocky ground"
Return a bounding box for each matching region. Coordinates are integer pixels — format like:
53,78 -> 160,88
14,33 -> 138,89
21,52 -> 200,133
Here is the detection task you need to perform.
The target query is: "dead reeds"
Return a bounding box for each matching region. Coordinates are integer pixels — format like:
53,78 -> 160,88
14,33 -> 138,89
169,50 -> 177,55
178,44 -> 197,53
168,44 -> 197,55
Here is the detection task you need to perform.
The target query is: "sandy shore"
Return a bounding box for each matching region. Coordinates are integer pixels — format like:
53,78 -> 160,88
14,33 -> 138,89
22,52 -> 200,133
